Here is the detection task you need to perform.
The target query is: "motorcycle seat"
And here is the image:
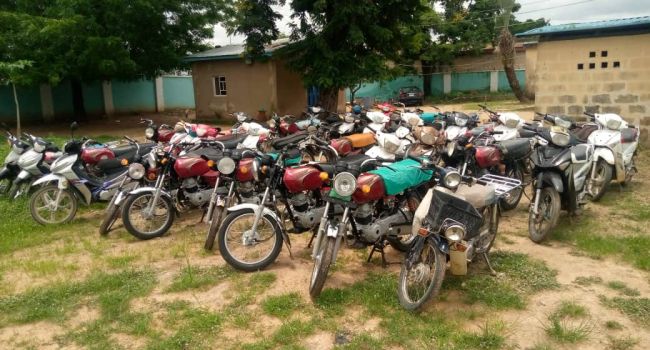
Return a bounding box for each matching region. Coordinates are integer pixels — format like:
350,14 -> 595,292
112,145 -> 138,157
340,154 -> 378,172
518,129 -> 537,138
452,183 -> 497,209
345,133 -> 375,148
188,147 -> 223,161
218,134 -> 248,149
498,138 -> 532,160
271,131 -> 308,149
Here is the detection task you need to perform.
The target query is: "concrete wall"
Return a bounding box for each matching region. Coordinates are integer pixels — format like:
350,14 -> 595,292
275,61 -> 308,116
163,76 -> 195,109
525,45 -> 538,96
445,50 -> 526,73
532,33 -> 650,144
192,60 -> 277,119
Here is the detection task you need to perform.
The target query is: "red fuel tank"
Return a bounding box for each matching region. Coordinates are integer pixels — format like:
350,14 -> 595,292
352,173 -> 385,204
158,128 -> 174,143
330,138 -> 352,156
201,170 -> 220,187
475,146 -> 502,168
81,147 -> 114,165
174,156 -> 210,178
283,165 -> 323,193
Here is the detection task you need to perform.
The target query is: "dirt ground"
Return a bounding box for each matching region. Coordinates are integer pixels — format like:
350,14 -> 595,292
1,103 -> 647,350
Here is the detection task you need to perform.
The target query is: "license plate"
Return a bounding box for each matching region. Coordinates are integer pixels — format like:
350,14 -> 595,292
408,93 -> 415,97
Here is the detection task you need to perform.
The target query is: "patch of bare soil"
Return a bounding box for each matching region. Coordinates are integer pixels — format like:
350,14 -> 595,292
0,321 -> 75,350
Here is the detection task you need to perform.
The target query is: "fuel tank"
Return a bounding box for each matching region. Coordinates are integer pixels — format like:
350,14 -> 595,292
201,170 -> 220,187
174,156 -> 210,178
283,165 -> 323,193
475,146 -> 502,168
81,147 -> 115,165
352,173 -> 385,203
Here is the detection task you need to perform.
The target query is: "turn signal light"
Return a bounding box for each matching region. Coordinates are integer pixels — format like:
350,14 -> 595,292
418,227 -> 429,236
465,143 -> 473,149
161,158 -> 168,165
207,160 -> 215,168
240,166 -> 249,174
319,172 -> 329,181
361,184 -> 371,193
121,159 -> 129,166
147,172 -> 157,181
261,165 -> 268,174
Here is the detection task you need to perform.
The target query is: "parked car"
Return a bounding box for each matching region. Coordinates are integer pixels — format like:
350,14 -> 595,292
398,86 -> 424,106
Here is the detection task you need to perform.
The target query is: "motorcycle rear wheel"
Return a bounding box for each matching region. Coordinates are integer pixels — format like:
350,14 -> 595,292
499,167 -> 524,211
398,240 -> 445,311
309,235 -> 336,299
528,187 -> 561,243
122,192 -> 175,240
217,209 -> 283,271
204,206 -> 224,251
29,185 -> 78,225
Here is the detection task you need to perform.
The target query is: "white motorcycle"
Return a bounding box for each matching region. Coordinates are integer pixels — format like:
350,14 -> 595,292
585,112 -> 639,201
11,134 -> 61,199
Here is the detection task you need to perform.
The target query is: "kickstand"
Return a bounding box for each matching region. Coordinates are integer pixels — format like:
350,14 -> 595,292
367,241 -> 398,267
199,210 -> 207,224
307,230 -> 316,248
483,252 -> 497,276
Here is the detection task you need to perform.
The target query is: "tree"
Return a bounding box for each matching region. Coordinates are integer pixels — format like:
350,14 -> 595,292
231,0 -> 429,110
0,60 -> 33,135
497,0 -> 530,102
0,0 -> 225,119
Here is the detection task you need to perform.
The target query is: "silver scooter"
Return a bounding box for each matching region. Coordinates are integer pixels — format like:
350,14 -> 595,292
11,134 -> 61,198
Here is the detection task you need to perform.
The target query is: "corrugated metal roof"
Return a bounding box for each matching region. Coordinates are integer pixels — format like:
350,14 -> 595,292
516,16 -> 650,37
184,38 -> 290,63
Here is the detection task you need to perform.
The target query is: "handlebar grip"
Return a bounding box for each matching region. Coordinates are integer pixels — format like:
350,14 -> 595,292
492,131 -> 504,135
478,104 -> 487,109
475,179 -> 488,186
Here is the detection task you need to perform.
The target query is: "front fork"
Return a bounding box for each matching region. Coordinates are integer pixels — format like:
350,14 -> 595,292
531,173 -> 543,216
205,177 -> 221,221
146,173 -> 166,217
249,187 -> 271,237
311,202 -> 331,258
332,207 -> 350,264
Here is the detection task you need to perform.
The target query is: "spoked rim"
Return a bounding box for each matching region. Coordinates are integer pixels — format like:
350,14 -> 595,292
532,191 -> 554,236
223,213 -> 277,266
33,188 -> 74,224
591,162 -> 608,195
399,243 -> 438,305
502,169 -> 524,207
127,194 -> 172,235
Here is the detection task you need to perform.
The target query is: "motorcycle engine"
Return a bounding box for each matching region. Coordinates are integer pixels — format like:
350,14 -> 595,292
239,181 -> 259,204
289,193 -> 310,212
354,203 -> 374,225
181,178 -> 211,207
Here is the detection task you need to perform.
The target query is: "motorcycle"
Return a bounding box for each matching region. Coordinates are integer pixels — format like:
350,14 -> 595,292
28,123 -> 138,225
143,119 -> 175,143
523,124 -> 594,243
397,158 -> 521,311
309,155 -> 433,298
479,104 -> 525,142
0,127 -> 31,195
11,134 -> 61,199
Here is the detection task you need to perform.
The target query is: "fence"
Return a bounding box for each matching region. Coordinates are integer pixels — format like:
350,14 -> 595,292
347,70 -> 526,103
0,76 -> 195,122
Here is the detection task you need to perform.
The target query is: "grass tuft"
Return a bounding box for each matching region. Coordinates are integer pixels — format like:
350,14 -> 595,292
604,320 -> 624,330
600,296 -> 650,326
606,281 -> 641,297
606,335 -> 639,350
573,276 -> 603,286
544,301 -> 593,344
166,265 -> 234,293
261,292 -> 303,319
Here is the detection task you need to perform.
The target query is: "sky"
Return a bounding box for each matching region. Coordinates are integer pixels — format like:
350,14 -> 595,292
211,0 -> 650,46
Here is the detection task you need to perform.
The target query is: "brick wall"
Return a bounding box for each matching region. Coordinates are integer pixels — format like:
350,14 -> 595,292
531,33 -> 650,144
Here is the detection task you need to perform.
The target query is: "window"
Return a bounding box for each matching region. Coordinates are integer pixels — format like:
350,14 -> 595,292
601,62 -> 608,68
613,61 -> 620,68
589,51 -> 596,58
214,76 -> 227,96
589,63 -> 595,69
577,63 -> 584,70
601,50 -> 608,57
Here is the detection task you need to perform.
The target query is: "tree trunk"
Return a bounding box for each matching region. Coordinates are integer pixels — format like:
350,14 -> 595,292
71,78 -> 87,120
349,84 -> 361,105
422,60 -> 433,97
12,83 -> 20,135
498,28 -> 528,103
318,87 -> 340,112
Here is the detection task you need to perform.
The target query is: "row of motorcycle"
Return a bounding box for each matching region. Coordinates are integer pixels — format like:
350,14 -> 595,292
0,102 -> 639,311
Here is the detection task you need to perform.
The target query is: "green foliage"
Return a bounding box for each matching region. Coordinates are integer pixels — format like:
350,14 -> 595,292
606,336 -> 639,350
149,301 -> 224,350
604,320 -> 623,330
261,292 -> 303,319
166,265 -> 235,293
544,302 -> 593,344
606,281 -> 641,297
600,296 -> 650,326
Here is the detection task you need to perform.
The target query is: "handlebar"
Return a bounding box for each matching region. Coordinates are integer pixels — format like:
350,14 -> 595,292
124,136 -> 137,144
478,104 -> 498,115
492,130 -> 504,135
583,112 -> 596,121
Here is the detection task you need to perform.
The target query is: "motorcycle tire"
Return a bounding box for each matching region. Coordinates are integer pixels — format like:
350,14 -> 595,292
474,205 -> 499,258
309,235 -> 336,299
528,187 -> 561,243
29,185 -> 78,225
589,159 -> 612,202
122,192 -> 175,240
204,206 -> 224,251
217,208 -> 283,272
398,240 -> 446,311
0,178 -> 11,195
499,167 -> 524,211
8,181 -> 28,199
387,194 -> 421,252
98,200 -> 120,236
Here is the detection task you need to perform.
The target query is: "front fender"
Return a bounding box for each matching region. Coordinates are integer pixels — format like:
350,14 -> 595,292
226,203 -> 289,247
32,173 -> 64,188
593,147 -> 615,165
127,186 -> 172,200
539,171 -> 564,193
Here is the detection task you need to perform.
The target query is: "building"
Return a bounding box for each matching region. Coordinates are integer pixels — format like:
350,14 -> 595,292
185,40 -> 345,120
518,16 -> 650,144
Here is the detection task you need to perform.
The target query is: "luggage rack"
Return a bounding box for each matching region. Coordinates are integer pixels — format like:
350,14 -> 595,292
478,174 -> 522,196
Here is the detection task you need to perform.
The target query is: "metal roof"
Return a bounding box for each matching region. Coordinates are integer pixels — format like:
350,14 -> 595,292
516,16 -> 650,38
184,39 -> 290,63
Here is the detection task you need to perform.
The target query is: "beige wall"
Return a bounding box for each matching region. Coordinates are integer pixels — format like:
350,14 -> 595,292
525,45 -> 538,96
532,33 -> 650,144
444,50 -> 526,73
275,61 -> 308,117
192,60 -> 277,120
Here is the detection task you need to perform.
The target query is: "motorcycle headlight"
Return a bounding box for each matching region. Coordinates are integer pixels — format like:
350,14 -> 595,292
550,130 -> 570,147
344,114 -> 355,123
268,119 -> 277,128
421,131 -> 437,146
444,224 -> 465,242
145,127 -> 156,140
443,170 -> 461,189
333,172 -> 357,197
381,134 -> 400,154
236,113 -> 248,122
455,116 -> 468,127
128,163 -> 145,179
33,142 -> 45,153
505,117 -> 520,129
447,141 -> 456,157
217,157 -> 236,175
606,118 -> 622,130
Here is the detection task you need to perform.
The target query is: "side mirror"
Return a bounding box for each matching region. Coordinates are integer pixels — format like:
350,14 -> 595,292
70,121 -> 79,139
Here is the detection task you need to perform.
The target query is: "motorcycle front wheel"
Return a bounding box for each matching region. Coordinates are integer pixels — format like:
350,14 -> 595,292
217,208 -> 283,271
398,239 -> 446,311
29,185 -> 78,225
528,187 -> 561,243
122,192 -> 175,240
98,197 -> 120,236
589,159 -> 612,202
309,235 -> 336,299
204,206 -> 224,251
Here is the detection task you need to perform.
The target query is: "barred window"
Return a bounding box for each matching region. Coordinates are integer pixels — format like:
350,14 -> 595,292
214,76 -> 227,96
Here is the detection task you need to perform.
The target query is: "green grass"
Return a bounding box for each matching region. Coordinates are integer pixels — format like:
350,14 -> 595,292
600,296 -> 650,326
604,320 -> 624,330
543,301 -> 592,344
552,301 -> 589,319
147,301 -> 224,350
573,276 -> 603,286
261,292 -> 304,319
0,268 -> 156,326
443,251 -> 558,309
166,265 -> 235,293
606,281 -> 641,297
606,335 -> 639,350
